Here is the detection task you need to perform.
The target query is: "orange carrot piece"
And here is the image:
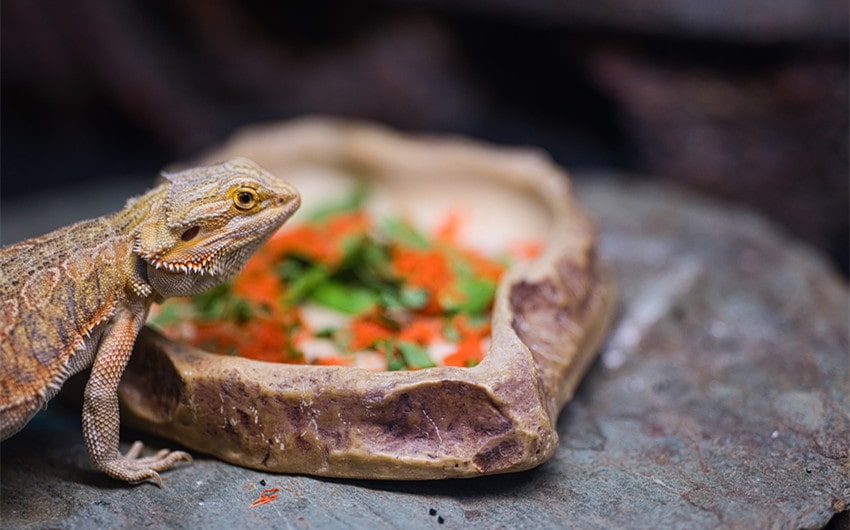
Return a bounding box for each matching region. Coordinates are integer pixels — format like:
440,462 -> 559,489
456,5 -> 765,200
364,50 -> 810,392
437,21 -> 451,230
398,317 -> 441,345
264,211 -> 369,267
232,270 -> 280,310
391,248 -> 454,314
348,318 -> 393,350
434,209 -> 465,243
464,251 -> 506,282
442,334 -> 484,367
451,313 -> 491,338
249,487 -> 280,508
315,356 -> 354,366
326,211 -> 369,239
237,320 -> 290,362
267,224 -> 341,265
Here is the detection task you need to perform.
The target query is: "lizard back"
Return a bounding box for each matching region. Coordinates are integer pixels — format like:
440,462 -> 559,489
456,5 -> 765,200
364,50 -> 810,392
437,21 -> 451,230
0,216 -> 133,439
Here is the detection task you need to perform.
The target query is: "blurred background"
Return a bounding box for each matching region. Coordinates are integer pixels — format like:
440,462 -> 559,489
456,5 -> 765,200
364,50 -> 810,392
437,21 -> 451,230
1,1 -> 847,275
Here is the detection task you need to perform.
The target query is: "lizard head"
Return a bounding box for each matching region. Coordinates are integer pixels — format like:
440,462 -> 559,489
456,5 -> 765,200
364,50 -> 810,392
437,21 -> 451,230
136,157 -> 301,298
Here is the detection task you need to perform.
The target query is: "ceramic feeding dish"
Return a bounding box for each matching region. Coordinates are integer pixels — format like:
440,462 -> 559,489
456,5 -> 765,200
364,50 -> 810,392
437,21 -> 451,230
118,117 -> 617,479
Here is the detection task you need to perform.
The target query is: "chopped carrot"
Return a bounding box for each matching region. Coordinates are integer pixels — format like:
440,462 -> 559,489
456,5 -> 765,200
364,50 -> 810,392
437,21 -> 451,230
391,248 -> 453,314
264,211 -> 369,267
443,334 -> 484,367
391,248 -> 453,292
266,224 -> 340,265
326,211 -> 370,240
451,313 -> 491,338
315,356 -> 354,366
232,268 -> 280,310
192,322 -> 240,353
462,250 -> 506,283
249,487 -> 280,508
291,325 -> 315,347
238,319 -> 292,363
398,317 -> 441,345
348,318 -> 393,351
434,209 -> 465,243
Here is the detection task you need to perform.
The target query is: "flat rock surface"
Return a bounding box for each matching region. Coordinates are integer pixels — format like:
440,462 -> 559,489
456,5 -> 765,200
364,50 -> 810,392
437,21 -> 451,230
1,175 -> 847,529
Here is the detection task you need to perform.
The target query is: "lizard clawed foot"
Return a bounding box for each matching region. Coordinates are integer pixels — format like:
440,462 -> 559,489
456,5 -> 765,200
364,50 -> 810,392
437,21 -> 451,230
97,441 -> 192,487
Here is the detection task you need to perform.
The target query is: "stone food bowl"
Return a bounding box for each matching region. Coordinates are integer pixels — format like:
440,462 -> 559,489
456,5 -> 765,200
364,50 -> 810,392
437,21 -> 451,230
119,117 -> 617,480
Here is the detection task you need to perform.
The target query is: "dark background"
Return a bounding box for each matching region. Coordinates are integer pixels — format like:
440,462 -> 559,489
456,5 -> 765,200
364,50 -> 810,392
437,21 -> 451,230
2,1 -> 847,275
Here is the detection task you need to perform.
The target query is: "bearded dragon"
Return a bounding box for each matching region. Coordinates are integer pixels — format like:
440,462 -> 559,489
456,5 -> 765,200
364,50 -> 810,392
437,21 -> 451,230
0,157 -> 300,486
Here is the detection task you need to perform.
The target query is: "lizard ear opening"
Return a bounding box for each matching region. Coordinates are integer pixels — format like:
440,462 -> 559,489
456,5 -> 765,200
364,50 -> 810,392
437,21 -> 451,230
181,226 -> 200,242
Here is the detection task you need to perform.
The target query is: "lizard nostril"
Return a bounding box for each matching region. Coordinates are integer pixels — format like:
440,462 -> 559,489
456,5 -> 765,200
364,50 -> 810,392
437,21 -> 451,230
181,226 -> 200,242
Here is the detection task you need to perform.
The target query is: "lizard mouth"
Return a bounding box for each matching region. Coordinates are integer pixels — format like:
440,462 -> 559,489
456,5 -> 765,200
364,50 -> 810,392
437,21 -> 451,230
145,256 -> 215,275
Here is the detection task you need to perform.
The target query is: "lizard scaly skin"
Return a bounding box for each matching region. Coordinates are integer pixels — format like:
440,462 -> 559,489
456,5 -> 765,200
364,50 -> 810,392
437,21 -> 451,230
0,158 -> 300,486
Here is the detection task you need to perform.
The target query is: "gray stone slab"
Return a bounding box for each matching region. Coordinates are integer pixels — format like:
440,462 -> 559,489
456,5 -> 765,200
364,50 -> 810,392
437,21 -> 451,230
1,175 -> 847,529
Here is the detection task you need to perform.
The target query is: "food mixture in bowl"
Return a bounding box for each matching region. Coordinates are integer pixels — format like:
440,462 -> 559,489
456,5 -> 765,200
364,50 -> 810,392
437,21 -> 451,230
149,191 -> 540,370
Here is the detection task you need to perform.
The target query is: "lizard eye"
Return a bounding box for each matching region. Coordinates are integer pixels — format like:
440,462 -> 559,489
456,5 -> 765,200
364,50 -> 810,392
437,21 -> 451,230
181,226 -> 200,241
233,187 -> 258,211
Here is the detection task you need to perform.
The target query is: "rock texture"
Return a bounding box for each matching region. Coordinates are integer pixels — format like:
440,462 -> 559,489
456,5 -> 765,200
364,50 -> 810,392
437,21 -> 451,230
571,177 -> 849,528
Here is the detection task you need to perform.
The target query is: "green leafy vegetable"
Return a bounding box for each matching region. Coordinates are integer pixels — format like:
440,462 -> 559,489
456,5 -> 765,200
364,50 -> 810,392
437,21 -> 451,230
309,281 -> 380,314
378,217 -> 430,249
282,264 -> 328,304
441,276 -> 497,315
398,341 -> 436,369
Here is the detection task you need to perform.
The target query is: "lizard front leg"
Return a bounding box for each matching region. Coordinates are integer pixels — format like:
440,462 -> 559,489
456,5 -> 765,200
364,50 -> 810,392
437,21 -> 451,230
82,305 -> 191,486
